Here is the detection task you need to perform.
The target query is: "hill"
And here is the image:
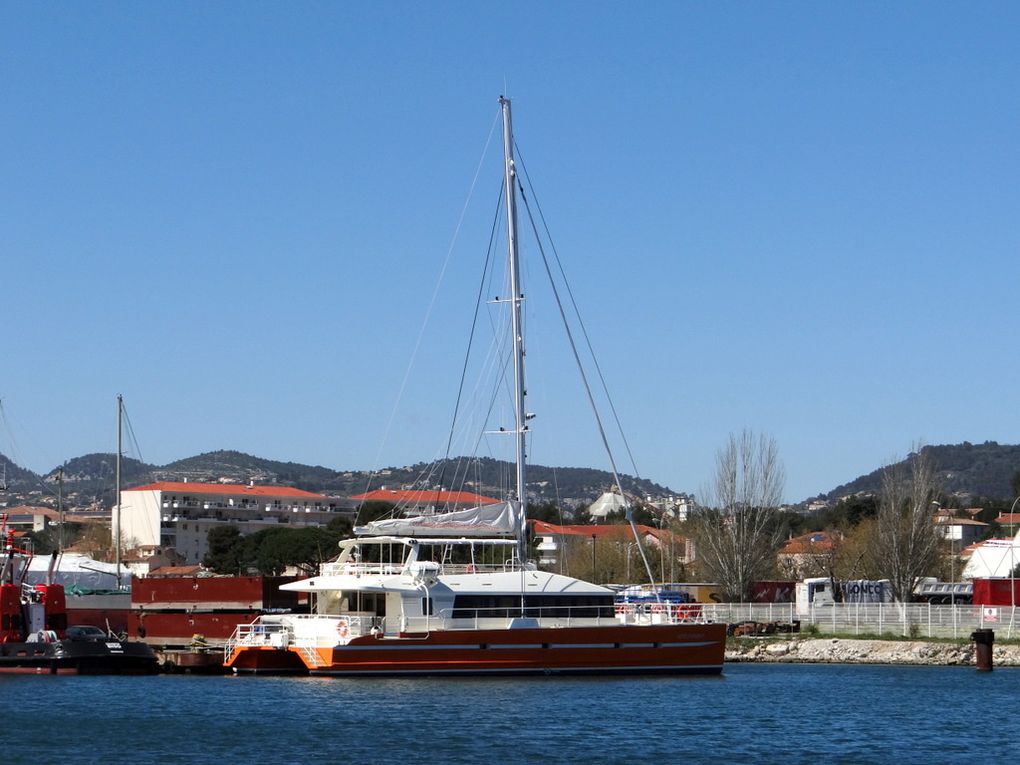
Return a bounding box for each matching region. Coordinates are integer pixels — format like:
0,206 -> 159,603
0,450 -> 679,510
366,457 -> 678,507
818,442 -> 1020,502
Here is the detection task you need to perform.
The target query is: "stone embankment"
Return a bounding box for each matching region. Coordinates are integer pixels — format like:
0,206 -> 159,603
727,638 -> 1020,667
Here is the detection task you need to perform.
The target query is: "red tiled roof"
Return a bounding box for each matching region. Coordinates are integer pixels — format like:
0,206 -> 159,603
125,481 -> 326,499
780,531 -> 838,555
936,517 -> 989,527
351,489 -> 502,505
3,505 -> 59,519
996,513 -> 1020,525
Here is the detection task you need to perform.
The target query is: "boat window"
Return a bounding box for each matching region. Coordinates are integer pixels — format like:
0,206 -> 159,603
452,594 -> 614,619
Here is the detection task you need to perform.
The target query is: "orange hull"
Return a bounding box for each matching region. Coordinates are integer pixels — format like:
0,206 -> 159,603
227,622 -> 726,677
226,644 -> 309,674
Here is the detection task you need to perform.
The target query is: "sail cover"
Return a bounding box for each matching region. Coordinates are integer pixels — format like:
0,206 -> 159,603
355,501 -> 519,538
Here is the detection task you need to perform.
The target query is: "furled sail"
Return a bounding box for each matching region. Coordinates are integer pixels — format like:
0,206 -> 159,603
355,501 -> 519,538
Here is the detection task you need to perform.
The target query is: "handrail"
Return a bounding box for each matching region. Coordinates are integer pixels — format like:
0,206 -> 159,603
317,560 -> 523,577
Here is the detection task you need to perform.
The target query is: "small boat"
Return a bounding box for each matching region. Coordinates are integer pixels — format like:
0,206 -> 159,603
0,518 -> 158,675
224,98 -> 726,677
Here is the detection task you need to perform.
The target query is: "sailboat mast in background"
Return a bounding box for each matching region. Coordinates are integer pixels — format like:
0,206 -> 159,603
115,393 -> 123,588
500,96 -> 529,565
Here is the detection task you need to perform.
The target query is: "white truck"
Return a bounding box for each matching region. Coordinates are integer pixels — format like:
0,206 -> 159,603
796,577 -> 893,615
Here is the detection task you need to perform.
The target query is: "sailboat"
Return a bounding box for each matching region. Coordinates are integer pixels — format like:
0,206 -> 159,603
224,98 -> 727,676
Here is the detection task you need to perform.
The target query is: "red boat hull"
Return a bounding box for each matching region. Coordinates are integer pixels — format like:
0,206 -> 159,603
228,622 -> 726,677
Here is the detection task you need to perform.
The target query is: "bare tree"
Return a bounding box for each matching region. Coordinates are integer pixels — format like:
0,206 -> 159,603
690,429 -> 785,601
870,446 -> 942,603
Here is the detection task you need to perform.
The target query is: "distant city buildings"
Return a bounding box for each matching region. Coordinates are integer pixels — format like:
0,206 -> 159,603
115,481 -> 354,565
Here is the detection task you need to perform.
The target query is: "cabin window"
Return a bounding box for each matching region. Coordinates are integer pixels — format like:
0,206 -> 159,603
421,597 -> 434,616
451,594 -> 614,619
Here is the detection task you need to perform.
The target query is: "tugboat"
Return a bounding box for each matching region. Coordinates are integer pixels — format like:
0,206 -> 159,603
0,517 -> 158,675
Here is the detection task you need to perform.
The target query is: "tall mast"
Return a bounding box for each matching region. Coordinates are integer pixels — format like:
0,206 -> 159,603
115,393 -> 122,588
500,96 -> 528,564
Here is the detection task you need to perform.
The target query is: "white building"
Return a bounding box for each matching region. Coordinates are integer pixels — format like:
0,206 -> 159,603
114,481 -> 350,565
935,512 -> 988,548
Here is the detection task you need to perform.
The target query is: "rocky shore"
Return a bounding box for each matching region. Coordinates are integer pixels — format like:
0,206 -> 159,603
726,637 -> 1020,667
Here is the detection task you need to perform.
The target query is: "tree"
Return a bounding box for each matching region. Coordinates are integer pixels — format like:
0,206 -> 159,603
688,429 -> 786,601
832,495 -> 879,528
204,525 -> 245,574
355,501 -> 397,525
870,447 -> 943,603
77,523 -> 113,562
526,501 -> 564,524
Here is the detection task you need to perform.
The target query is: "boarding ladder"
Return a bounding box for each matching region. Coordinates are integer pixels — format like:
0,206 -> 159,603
297,644 -> 325,669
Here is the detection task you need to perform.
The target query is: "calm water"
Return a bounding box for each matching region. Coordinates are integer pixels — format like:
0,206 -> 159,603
2,664 -> 1019,764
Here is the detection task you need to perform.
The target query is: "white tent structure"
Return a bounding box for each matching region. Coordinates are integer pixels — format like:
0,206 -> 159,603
22,553 -> 130,592
587,491 -> 629,519
962,535 -> 1020,579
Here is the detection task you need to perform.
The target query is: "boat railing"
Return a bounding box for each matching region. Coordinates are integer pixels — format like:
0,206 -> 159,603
224,617 -> 292,660
436,562 -> 519,576
412,602 -> 707,629
317,561 -> 521,577
319,561 -> 405,576
224,613 -> 386,660
613,601 -> 706,625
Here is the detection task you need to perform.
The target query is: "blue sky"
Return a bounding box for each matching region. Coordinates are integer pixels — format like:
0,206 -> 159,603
3,3 -> 1018,502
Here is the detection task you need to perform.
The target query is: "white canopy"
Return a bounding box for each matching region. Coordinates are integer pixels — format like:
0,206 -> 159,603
962,538 -> 1020,580
23,553 -> 130,591
588,491 -> 628,519
354,501 -> 519,538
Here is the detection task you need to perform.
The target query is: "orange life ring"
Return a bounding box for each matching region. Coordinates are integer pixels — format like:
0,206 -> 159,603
337,619 -> 349,638
651,603 -> 665,613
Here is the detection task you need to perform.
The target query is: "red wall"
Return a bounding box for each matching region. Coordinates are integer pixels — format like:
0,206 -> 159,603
129,575 -> 307,646
128,611 -> 260,643
132,576 -> 303,609
972,578 -> 1020,606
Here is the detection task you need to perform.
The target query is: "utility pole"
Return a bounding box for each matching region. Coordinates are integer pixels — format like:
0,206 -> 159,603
57,466 -> 64,554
